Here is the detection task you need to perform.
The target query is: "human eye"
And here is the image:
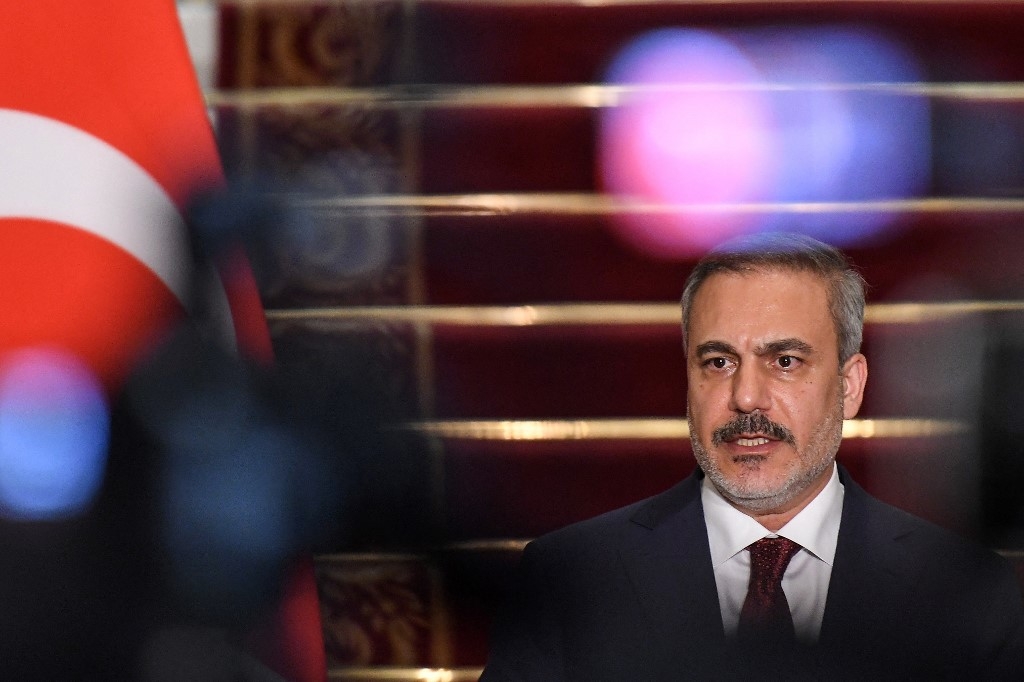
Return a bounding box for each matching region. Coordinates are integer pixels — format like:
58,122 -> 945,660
774,355 -> 803,370
702,356 -> 733,371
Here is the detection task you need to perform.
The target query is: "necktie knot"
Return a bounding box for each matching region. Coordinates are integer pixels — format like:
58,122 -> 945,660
748,536 -> 801,585
737,536 -> 802,643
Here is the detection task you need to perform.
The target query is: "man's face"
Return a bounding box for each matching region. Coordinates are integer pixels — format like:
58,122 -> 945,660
686,268 -> 867,517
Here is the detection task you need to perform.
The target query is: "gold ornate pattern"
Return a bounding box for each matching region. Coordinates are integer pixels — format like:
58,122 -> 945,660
269,318 -> 421,413
257,199 -> 414,307
217,2 -> 418,308
218,0 -> 404,183
223,1 -> 403,88
246,105 -> 405,190
316,556 -> 436,667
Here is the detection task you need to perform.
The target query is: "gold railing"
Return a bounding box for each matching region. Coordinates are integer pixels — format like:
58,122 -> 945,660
266,300 -> 1024,326
207,81 -> 1024,110
405,417 -> 967,441
328,668 -> 481,682
290,193 -> 1024,217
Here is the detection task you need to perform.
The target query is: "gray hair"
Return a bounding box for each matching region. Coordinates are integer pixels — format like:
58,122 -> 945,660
680,233 -> 866,364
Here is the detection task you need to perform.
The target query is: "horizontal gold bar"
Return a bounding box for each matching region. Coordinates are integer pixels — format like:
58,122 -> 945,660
267,303 -> 678,325
316,552 -> 425,564
316,540 -> 532,563
328,668 -> 482,682
864,301 -> 1024,323
265,301 -> 1024,326
412,417 -> 687,440
293,193 -> 1024,217
406,418 -> 968,441
443,539 -> 532,553
208,81 -> 1024,110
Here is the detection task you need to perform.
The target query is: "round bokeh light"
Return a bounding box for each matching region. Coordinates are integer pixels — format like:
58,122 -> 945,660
600,26 -> 930,257
0,347 -> 110,520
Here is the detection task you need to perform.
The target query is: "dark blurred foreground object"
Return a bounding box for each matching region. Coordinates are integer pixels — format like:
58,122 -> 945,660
96,318 -> 352,680
0,318 -> 352,680
0,186 -> 410,680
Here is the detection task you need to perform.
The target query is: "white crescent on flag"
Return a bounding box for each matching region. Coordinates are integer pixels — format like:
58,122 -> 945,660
0,108 -> 189,304
0,0 -> 228,388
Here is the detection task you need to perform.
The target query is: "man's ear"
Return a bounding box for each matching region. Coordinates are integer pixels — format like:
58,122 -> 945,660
841,353 -> 868,419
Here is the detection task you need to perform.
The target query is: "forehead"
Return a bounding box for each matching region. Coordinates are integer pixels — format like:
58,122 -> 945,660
688,268 -> 836,350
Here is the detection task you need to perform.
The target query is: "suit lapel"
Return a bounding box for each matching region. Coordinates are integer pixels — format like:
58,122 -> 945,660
621,472 -> 725,660
819,467 -> 921,648
615,467 -> 933,676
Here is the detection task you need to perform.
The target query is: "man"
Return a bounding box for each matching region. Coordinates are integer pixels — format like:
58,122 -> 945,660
481,233 -> 1024,680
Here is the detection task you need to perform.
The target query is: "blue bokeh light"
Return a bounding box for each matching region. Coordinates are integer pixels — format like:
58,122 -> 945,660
0,348 -> 110,520
742,26 -> 931,242
600,25 -> 930,257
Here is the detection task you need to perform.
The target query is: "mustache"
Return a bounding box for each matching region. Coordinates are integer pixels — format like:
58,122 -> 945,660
711,412 -> 796,446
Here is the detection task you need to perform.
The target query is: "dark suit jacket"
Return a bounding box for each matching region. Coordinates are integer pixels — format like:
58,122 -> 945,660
482,467 -> 1024,681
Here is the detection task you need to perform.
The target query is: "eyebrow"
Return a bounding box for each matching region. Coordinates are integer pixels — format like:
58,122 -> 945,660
694,341 -> 737,357
755,338 -> 815,357
693,338 -> 814,358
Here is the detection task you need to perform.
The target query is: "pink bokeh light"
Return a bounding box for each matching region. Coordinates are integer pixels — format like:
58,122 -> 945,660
601,29 -> 778,256
600,26 -> 930,258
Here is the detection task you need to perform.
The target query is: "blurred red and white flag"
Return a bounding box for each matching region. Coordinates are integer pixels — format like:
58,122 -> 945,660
0,0 -> 231,387
0,4 -> 323,681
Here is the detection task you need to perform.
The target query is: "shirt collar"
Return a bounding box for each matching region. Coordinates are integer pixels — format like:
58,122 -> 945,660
702,463 -> 844,567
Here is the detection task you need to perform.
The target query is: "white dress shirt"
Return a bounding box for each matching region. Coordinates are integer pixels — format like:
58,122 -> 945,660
701,464 -> 844,643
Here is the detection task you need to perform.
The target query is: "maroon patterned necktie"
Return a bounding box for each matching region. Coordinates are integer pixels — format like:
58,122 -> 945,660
737,537 -> 802,643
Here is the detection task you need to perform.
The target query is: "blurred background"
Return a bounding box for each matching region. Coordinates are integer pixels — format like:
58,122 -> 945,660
191,0 -> 1024,678
15,0 -> 1024,679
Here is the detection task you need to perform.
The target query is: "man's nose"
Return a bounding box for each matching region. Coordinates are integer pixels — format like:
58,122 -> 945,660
729,363 -> 772,413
